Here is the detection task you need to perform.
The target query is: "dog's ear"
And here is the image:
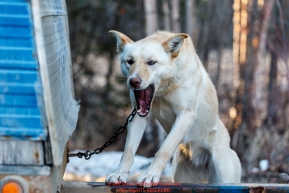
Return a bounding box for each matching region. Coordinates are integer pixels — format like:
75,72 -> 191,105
162,34 -> 188,58
108,30 -> 133,53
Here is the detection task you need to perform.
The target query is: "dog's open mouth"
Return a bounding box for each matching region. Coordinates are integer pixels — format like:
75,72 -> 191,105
133,84 -> 155,117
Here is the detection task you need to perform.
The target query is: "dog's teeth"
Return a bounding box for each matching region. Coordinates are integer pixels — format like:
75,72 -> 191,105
137,109 -> 141,113
146,110 -> 149,113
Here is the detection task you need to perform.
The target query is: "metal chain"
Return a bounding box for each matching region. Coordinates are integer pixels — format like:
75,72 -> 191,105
68,108 -> 137,160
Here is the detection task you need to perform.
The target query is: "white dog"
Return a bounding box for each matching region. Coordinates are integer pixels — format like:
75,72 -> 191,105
106,30 -> 241,187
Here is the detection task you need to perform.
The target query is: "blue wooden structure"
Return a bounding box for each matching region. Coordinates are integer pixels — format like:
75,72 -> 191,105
0,0 -> 46,140
0,0 -> 79,192
0,0 -> 79,164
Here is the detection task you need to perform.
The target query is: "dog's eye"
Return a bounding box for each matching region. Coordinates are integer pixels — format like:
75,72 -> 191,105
147,60 -> 157,66
126,59 -> 134,65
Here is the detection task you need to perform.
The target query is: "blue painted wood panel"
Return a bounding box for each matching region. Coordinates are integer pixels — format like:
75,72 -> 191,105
0,47 -> 35,61
0,26 -> 33,38
0,38 -> 33,47
0,107 -> 41,115
0,0 -> 28,3
0,127 -> 46,139
0,3 -> 29,15
0,94 -> 38,107
0,1 -> 36,70
0,0 -> 46,140
0,69 -> 37,83
0,60 -> 38,69
0,83 -> 40,94
0,15 -> 31,26
0,69 -> 41,94
0,116 -> 42,128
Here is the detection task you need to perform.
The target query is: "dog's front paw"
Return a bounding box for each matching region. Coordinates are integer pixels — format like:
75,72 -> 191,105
137,172 -> 160,187
106,171 -> 129,185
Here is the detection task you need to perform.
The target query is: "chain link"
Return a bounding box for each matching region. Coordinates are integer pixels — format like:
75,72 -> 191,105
69,108 -> 137,160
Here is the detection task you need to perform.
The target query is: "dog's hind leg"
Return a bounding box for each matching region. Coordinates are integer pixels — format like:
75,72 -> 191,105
208,148 -> 241,183
173,160 -> 207,183
172,144 -> 207,183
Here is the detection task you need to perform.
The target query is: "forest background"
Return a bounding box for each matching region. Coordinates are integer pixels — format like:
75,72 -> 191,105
66,0 -> 289,182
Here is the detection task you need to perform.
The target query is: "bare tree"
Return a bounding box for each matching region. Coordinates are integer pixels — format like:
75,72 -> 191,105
259,0 -> 275,56
162,0 -> 171,31
144,0 -> 158,35
185,0 -> 197,42
171,0 -> 180,33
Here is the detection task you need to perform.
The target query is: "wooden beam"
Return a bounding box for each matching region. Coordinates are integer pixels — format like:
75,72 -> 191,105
0,166 -> 50,176
61,182 -> 289,193
0,140 -> 44,165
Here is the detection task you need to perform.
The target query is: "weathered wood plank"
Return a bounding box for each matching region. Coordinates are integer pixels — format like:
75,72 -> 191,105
0,116 -> 42,128
39,0 -> 67,17
0,165 -> 50,176
0,106 -> 46,140
0,83 -> 37,94
0,94 -> 38,107
61,182 -> 112,193
32,0 -> 79,166
0,15 -> 31,26
0,47 -> 35,61
0,38 -> 33,47
0,60 -> 37,69
61,182 -> 289,193
0,107 -> 40,115
0,26 -> 33,38
0,2 -> 29,15
0,69 -> 38,83
0,140 -> 44,165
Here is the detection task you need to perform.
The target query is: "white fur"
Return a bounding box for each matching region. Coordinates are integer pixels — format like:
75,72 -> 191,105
106,30 -> 241,187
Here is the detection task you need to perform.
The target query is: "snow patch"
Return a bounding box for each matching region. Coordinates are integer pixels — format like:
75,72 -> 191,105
259,159 -> 269,171
65,151 -> 172,179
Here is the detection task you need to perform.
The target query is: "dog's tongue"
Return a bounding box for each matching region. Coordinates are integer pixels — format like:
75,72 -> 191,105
135,87 -> 151,117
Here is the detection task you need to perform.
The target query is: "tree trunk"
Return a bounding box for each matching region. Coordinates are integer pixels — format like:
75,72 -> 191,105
242,0 -> 258,130
258,0 -> 275,56
185,0 -> 198,42
253,0 -> 275,128
171,0 -> 180,33
232,0 -> 259,163
197,1 -> 212,69
214,47 -> 222,87
162,0 -> 171,31
144,0 -> 158,36
267,51 -> 278,125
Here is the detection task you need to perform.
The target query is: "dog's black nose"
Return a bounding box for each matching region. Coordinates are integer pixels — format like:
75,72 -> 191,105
129,77 -> 142,88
